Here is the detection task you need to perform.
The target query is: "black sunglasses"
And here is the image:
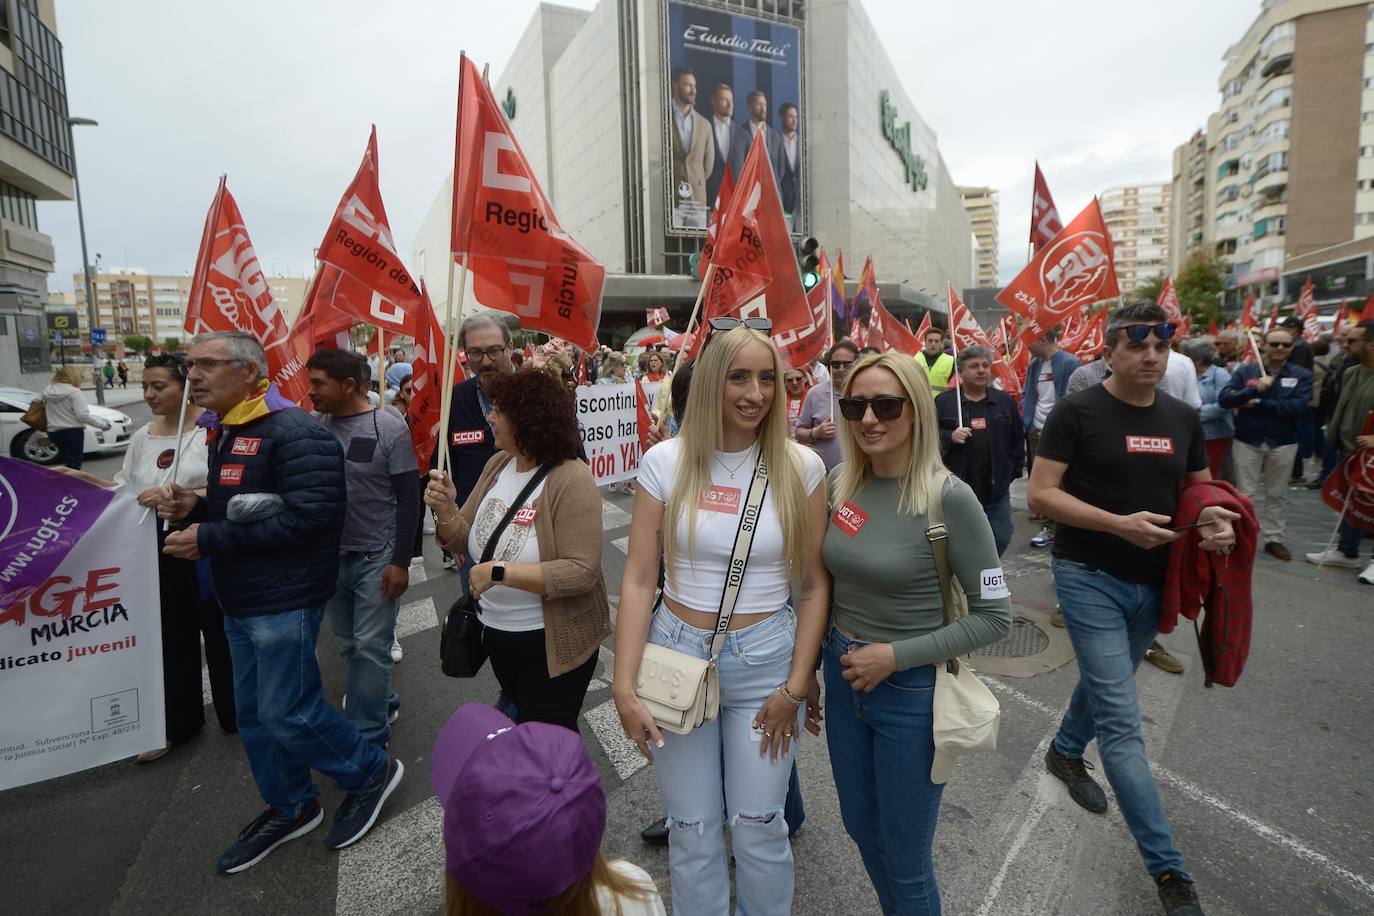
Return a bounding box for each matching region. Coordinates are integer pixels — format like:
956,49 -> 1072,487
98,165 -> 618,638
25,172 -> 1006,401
709,316 -> 773,332
838,395 -> 911,422
1118,322 -> 1177,342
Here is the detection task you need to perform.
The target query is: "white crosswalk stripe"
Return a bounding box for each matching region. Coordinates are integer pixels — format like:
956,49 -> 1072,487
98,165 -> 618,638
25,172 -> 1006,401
603,501 -> 633,529
395,596 -> 440,640
335,797 -> 445,916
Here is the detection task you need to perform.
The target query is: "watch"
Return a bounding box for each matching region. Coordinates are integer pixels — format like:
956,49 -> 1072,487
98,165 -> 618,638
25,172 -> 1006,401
491,563 -> 506,583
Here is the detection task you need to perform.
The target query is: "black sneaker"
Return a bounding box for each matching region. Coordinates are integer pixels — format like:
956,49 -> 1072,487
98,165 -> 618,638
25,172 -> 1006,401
324,757 -> 404,850
216,802 -> 324,874
1156,870 -> 1204,915
640,816 -> 669,846
1045,745 -> 1108,813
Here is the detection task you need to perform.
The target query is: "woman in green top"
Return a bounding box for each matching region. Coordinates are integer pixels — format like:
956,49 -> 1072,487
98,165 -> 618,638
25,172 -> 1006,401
822,351 -> 1012,915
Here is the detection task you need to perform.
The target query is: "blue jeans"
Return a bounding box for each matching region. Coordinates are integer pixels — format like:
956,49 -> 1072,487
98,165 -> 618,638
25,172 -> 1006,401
1051,559 -> 1187,879
650,604 -> 801,916
224,606 -> 387,818
48,427 -> 85,469
824,623 -> 944,916
1338,520 -> 1370,559
983,493 -> 1013,558
326,550 -> 400,747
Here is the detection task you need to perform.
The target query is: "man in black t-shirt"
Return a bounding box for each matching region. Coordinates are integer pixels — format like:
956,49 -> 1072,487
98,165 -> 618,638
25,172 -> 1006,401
1028,301 -> 1238,916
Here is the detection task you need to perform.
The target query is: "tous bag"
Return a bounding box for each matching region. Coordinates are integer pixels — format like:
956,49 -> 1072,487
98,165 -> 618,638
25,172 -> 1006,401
927,477 -> 1001,784
634,453 -> 769,735
21,398 -> 47,432
440,463 -> 554,678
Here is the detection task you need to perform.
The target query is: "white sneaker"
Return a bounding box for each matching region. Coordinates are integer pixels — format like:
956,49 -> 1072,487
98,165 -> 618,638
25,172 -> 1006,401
1305,549 -> 1363,569
390,639 -> 403,663
1359,561 -> 1374,586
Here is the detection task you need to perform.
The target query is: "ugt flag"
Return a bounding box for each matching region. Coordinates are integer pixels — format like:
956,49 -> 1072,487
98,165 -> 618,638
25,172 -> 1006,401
0,460 -> 164,790
452,54 -> 605,353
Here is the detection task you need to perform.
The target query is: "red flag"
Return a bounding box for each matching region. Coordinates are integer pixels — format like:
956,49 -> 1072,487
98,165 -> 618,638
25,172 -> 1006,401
1061,306 -> 1109,360
998,198 -> 1119,344
700,133 -> 824,369
1266,301 -> 1280,333
406,284 -> 451,470
698,163 -> 734,280
635,376 -> 653,457
646,307 -> 670,328
1030,163 -> 1063,254
1362,296 -> 1374,323
1240,292 -> 1257,329
1158,276 -> 1182,322
451,54 -> 604,352
1321,414 -> 1374,533
1208,319 -> 1220,336
185,177 -> 308,403
949,282 -> 992,352
849,315 -> 867,348
575,352 -> 588,387
1294,277 -> 1319,340
915,310 -> 932,344
292,264 -> 360,353
864,278 -> 921,356
313,126 -> 422,336
1179,315 -> 1193,339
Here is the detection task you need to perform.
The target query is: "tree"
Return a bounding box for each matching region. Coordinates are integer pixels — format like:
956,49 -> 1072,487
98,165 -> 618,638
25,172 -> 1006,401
122,334 -> 153,354
1134,274 -> 1165,304
1175,254 -> 1226,326
162,337 -> 182,352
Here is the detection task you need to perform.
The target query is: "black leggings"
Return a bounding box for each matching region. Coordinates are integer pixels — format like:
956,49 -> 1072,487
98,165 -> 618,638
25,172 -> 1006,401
158,549 -> 237,741
483,627 -> 596,732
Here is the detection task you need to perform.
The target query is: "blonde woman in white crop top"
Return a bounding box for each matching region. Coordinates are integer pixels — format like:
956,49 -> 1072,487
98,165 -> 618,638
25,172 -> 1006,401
612,325 -> 830,916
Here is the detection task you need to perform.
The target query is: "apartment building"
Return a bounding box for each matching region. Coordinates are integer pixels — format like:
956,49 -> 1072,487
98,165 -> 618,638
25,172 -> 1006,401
957,185 -> 999,288
1100,183 -> 1171,296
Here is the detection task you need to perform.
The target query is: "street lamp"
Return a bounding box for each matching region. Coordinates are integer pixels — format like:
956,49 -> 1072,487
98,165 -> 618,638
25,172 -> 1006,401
67,116 -> 102,404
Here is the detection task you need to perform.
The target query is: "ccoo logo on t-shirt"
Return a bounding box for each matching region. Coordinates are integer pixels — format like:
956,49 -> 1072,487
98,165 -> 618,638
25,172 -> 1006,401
1125,435 -> 1174,455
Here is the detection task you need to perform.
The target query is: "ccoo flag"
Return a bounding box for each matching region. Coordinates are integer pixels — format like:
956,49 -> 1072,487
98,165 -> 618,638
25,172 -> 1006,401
1294,277 -> 1319,340
405,283 -> 454,471
451,54 -> 605,352
185,177 -> 309,403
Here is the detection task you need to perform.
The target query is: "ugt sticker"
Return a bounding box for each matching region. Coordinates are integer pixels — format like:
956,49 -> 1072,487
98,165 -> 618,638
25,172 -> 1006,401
699,485 -> 741,514
452,430 -> 485,446
980,567 -> 1010,599
219,464 -> 245,486
970,417 -> 988,431
1125,435 -> 1174,455
832,501 -> 869,536
512,507 -> 538,526
230,437 -> 261,456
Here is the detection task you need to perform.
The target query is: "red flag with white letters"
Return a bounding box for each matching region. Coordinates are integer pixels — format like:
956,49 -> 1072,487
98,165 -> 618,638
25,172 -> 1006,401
1240,292 -> 1257,329
451,54 -> 605,352
186,176 -> 308,403
1267,301 -> 1280,333
999,198 -> 1119,345
698,163 -> 734,281
1158,276 -> 1182,322
1030,163 -> 1063,254
1294,277 -> 1319,340
1061,306 -> 1109,360
949,282 -> 992,351
865,279 -> 921,357
406,284 -> 452,470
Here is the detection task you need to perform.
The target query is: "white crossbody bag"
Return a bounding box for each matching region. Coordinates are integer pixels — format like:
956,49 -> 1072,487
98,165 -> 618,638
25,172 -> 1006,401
634,454 -> 770,735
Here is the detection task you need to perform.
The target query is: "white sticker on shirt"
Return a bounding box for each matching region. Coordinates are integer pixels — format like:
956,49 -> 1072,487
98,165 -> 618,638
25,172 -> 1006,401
1280,377 -> 1298,388
980,567 -> 1010,599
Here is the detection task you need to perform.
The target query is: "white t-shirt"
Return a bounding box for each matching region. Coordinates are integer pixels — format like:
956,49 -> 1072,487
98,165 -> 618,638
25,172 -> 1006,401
596,861 -> 666,916
1160,349 -> 1203,410
468,462 -> 548,632
114,424 -> 209,492
1033,362 -> 1056,431
637,437 -> 825,615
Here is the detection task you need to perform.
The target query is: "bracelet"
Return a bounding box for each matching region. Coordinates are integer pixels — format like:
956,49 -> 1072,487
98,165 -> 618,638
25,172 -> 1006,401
778,683 -> 804,705
436,511 -> 458,528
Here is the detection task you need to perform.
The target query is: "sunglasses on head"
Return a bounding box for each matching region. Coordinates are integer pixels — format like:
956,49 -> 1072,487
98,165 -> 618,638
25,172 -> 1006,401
838,395 -> 911,422
1118,322 -> 1177,342
708,316 -> 773,332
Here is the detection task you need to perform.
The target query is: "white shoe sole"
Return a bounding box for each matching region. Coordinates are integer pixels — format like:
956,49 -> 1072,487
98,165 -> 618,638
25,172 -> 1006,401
328,760 -> 404,850
1305,554 -> 1362,569
222,807 -> 324,874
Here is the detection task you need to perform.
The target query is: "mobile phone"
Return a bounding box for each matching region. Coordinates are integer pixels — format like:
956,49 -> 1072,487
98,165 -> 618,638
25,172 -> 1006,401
1169,520 -> 1216,532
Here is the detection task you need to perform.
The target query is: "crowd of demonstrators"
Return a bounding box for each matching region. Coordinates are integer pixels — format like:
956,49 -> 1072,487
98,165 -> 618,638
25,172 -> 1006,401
427,367 -> 611,731
42,365 -> 112,469
795,338 -> 858,471
1028,301 -> 1240,916
826,351 -> 1011,913
1306,320 -> 1374,583
783,365 -> 810,434
156,330 -> 403,873
915,327 -> 955,395
1021,327 -> 1082,549
1180,338 -> 1234,481
308,348 -> 420,748
597,352 -> 630,385
58,353 -> 236,759
615,324 -> 829,915
934,345 -> 1025,557
1218,325 -> 1312,562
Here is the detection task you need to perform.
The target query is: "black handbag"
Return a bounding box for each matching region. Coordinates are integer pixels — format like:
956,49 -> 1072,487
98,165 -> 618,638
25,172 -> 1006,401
440,463 -> 554,678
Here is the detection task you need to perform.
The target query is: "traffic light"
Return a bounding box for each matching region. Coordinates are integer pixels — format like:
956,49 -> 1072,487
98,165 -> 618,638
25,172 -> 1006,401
798,237 -> 820,290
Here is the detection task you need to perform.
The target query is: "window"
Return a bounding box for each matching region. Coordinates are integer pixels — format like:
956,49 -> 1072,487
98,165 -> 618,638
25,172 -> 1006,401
1357,212 -> 1374,225
1223,77 -> 1245,99
1257,87 -> 1291,117
1254,119 -> 1290,146
1261,22 -> 1295,54
14,314 -> 49,374
1360,179 -> 1374,190
1217,186 -> 1241,204
1363,146 -> 1374,157
1366,78 -> 1374,88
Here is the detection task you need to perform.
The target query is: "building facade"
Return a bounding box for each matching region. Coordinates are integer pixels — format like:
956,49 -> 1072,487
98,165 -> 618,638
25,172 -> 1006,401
411,0 -> 973,341
1099,182 -> 1170,296
957,185 -> 999,288
0,0 -> 74,388
1172,0 -> 1374,312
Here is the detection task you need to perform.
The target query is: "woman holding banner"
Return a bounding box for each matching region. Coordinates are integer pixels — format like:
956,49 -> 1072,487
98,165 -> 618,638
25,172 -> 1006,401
613,324 -> 829,916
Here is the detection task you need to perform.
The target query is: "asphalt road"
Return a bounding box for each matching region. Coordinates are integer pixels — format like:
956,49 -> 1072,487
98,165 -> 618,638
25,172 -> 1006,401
3,413 -> 1372,916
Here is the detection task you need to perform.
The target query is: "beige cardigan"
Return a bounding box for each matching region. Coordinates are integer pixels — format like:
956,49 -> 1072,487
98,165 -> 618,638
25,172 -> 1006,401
442,453 -> 610,676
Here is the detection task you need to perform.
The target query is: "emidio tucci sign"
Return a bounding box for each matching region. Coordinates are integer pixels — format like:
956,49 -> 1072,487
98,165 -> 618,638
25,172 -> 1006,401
879,90 -> 929,193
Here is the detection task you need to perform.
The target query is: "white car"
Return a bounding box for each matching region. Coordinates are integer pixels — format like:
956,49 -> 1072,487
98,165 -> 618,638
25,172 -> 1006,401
0,386 -> 133,466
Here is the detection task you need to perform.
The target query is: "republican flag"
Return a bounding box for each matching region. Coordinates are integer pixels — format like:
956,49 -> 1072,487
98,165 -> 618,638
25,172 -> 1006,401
849,257 -> 875,326
1030,163 -> 1063,254
313,127 -> 422,337
1240,292 -> 1258,329
998,198 -> 1119,345
451,54 -> 605,352
1158,276 -> 1182,322
405,284 -> 452,470
186,176 -> 309,403
698,164 -> 734,280
834,251 -> 847,318
1294,276 -> 1319,340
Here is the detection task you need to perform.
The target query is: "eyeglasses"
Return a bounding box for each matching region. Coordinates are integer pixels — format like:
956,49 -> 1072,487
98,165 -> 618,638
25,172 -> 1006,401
1265,340 -> 1293,348
1117,322 -> 1178,342
464,345 -> 509,362
829,359 -> 854,370
708,316 -> 773,332
184,357 -> 241,371
838,395 -> 911,422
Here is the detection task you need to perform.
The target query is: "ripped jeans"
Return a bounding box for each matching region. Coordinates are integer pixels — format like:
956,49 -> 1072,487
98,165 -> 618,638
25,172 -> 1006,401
649,604 -> 801,916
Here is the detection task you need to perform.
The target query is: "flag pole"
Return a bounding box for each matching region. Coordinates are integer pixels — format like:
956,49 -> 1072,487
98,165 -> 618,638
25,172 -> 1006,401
1246,328 -> 1268,378
828,273 -> 836,423
1315,485 -> 1353,569
682,262 -> 716,343
954,355 -> 963,429
436,252 -> 466,476
158,387 -> 194,531
376,325 -> 385,392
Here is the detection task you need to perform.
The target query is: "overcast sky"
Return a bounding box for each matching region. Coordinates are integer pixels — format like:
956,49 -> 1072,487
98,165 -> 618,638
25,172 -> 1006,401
39,0 -> 1258,293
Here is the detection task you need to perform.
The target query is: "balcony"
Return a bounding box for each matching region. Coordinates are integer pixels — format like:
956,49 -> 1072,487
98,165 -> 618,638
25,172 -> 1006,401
1260,49 -> 1294,79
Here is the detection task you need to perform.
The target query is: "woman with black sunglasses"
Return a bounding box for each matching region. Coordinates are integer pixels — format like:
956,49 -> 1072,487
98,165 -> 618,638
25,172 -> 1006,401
822,352 -> 1011,915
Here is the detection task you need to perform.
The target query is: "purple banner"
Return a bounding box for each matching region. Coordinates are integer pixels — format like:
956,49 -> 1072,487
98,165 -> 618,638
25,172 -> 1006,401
0,458 -> 114,612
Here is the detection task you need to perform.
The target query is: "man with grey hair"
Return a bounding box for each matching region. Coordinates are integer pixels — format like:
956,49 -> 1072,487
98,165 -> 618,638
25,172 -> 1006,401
159,330 -> 403,873
934,344 -> 1024,556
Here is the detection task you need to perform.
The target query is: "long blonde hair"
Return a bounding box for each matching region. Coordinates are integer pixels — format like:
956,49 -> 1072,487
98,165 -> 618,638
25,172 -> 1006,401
830,352 -> 950,516
665,327 -> 810,580
445,854 -> 657,916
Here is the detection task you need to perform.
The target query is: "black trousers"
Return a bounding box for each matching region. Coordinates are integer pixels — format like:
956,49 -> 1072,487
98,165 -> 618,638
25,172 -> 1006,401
158,549 -> 237,742
483,626 -> 596,732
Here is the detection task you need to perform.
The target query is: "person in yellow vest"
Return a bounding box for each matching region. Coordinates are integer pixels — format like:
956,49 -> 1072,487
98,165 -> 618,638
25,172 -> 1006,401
916,327 -> 955,394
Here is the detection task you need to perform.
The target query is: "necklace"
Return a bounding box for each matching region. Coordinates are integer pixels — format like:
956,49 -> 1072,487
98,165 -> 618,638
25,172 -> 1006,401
713,450 -> 752,479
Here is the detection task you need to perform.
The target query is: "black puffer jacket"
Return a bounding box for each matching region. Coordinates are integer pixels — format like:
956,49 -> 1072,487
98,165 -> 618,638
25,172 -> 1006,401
191,407 -> 345,617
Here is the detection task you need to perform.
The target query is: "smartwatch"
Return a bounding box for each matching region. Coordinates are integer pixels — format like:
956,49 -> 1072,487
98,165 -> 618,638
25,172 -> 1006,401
491,563 -> 506,583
